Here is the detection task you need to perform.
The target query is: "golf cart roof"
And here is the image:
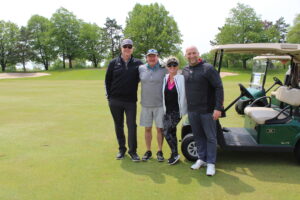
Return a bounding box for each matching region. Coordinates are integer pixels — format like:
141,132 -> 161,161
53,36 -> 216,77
253,55 -> 291,61
211,43 -> 300,63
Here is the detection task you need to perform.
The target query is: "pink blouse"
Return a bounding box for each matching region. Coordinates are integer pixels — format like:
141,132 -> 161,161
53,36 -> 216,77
167,77 -> 175,90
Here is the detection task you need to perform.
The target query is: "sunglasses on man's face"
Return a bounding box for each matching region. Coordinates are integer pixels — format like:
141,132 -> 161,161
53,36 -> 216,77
167,63 -> 178,67
122,45 -> 133,49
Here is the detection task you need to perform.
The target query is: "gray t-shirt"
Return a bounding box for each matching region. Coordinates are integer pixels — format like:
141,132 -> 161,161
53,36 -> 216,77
139,63 -> 167,107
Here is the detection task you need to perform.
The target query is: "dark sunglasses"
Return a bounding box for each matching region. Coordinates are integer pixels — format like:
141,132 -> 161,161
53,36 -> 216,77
167,63 -> 178,67
122,45 -> 133,49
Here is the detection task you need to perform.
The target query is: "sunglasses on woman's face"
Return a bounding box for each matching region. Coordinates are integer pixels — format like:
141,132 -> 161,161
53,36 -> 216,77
167,63 -> 178,67
122,45 -> 133,49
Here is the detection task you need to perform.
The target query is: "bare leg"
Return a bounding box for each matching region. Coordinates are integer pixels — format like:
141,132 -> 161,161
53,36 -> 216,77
145,127 -> 152,151
156,128 -> 164,151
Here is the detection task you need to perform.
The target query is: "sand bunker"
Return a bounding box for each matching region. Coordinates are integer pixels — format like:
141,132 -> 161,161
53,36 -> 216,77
220,72 -> 238,78
0,73 -> 50,79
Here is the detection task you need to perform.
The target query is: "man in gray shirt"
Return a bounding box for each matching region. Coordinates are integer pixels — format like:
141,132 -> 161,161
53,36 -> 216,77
139,49 -> 167,162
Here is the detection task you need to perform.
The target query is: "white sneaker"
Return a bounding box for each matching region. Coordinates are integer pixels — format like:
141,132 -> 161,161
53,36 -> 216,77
190,159 -> 207,170
206,163 -> 215,176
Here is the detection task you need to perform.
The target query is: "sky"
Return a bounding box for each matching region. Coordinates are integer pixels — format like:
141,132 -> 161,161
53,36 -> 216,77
0,0 -> 299,54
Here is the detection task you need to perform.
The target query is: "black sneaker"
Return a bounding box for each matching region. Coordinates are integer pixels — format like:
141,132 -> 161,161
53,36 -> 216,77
156,151 -> 164,162
129,153 -> 140,162
142,151 -> 152,161
116,151 -> 125,160
168,153 -> 180,165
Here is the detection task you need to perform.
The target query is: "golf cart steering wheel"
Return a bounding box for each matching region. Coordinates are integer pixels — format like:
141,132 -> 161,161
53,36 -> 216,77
273,77 -> 283,86
238,83 -> 255,99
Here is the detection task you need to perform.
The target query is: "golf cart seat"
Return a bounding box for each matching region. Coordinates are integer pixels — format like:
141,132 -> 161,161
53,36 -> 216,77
244,86 -> 300,124
270,91 -> 277,96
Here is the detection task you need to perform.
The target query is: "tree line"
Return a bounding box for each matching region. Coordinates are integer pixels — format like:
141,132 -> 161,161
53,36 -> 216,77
205,3 -> 300,69
0,3 -> 299,72
0,8 -> 109,71
0,3 -> 181,72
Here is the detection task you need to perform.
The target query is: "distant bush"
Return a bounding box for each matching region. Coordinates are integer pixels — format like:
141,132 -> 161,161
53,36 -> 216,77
5,65 -> 17,72
50,59 -> 64,70
73,59 -> 88,69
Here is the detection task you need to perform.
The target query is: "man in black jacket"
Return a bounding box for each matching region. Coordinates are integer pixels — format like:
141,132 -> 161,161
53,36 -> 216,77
182,46 -> 224,176
105,39 -> 143,161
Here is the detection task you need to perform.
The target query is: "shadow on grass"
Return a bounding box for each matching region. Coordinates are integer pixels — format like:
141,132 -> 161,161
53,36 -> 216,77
217,150 -> 300,185
120,150 -> 300,195
197,169 -> 255,195
120,154 -> 255,195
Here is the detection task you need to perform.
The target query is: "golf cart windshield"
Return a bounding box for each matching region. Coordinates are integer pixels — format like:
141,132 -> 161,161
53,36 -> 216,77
250,55 -> 291,89
250,60 -> 267,89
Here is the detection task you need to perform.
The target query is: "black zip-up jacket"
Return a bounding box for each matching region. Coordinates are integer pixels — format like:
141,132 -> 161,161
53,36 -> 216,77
182,61 -> 224,113
105,55 -> 143,102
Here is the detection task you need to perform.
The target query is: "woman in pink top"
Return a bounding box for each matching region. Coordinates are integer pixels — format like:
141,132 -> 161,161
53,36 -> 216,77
162,57 -> 187,165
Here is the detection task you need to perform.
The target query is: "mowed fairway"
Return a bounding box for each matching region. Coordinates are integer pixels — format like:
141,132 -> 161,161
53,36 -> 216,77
0,69 -> 299,200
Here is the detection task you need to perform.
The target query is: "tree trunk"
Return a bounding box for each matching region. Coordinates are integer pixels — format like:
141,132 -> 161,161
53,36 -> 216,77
93,61 -> 98,68
0,61 -> 6,72
93,55 -> 98,68
22,61 -> 26,72
69,57 -> 72,69
111,39 -> 115,58
242,59 -> 247,69
44,62 -> 49,71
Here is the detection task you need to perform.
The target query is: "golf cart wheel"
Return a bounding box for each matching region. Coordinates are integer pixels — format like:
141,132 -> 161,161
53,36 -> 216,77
294,141 -> 300,164
181,133 -> 198,162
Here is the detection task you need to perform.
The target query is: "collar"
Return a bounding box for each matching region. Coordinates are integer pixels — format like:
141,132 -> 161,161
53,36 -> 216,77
189,58 -> 204,68
147,62 -> 160,71
119,55 -> 133,63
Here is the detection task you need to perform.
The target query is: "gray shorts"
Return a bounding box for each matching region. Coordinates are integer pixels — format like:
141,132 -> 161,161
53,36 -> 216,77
140,106 -> 164,128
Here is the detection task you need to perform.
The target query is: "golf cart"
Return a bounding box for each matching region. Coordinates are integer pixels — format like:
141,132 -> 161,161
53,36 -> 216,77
181,43 -> 300,163
235,55 -> 290,114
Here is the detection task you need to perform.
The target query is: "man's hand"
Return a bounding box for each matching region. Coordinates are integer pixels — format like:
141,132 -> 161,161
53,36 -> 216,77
212,110 -> 221,120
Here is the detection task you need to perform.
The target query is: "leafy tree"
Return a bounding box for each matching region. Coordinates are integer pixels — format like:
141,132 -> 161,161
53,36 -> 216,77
175,51 -> 188,69
124,3 -> 182,58
27,15 -> 56,71
0,20 -> 19,72
211,3 -> 281,69
103,18 -> 123,59
212,3 -> 263,45
260,18 -> 289,43
261,20 -> 280,42
17,26 -> 33,71
51,7 -> 82,68
79,23 -> 109,67
201,52 -> 215,65
275,17 -> 289,43
287,14 -> 300,43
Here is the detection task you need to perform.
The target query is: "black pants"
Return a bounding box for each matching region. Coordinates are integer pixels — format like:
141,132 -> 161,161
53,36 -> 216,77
163,111 -> 181,155
109,99 -> 137,154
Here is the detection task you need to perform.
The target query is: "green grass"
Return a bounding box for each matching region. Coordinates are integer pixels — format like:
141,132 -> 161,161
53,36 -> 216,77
0,69 -> 299,200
